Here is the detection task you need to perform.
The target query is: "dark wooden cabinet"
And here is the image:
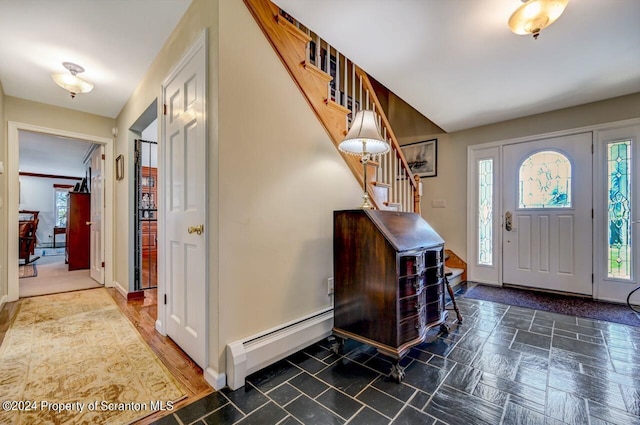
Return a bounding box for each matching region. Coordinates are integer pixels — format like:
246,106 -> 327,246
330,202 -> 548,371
66,192 -> 91,270
333,209 -> 447,381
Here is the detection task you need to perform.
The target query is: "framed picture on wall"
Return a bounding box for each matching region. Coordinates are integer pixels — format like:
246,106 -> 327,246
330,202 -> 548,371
400,139 -> 437,178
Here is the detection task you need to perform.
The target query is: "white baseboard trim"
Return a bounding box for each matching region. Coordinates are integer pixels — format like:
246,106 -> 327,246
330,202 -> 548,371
472,281 -> 502,287
0,295 -> 7,312
155,319 -> 166,336
226,307 -> 334,390
204,367 -> 226,390
113,281 -> 128,298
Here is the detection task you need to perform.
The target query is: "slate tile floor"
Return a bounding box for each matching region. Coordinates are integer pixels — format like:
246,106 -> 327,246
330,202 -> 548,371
153,296 -> 640,425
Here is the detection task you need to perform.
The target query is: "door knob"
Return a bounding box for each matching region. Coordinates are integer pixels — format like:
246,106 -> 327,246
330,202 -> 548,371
86,221 -> 94,225
188,224 -> 204,235
505,211 -> 512,231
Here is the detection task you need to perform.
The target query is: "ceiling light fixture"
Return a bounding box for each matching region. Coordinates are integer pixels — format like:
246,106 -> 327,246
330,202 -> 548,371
508,0 -> 568,39
51,62 -> 94,98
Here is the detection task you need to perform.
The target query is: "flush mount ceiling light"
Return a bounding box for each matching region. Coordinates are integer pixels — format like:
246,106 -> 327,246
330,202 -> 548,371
508,0 -> 569,39
51,62 -> 94,98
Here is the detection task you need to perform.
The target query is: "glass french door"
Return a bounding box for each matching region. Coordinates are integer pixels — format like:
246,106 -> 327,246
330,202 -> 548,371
134,139 -> 158,290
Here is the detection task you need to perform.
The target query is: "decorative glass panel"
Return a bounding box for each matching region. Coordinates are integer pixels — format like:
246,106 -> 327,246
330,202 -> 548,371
607,140 -> 632,279
518,151 -> 572,208
478,159 -> 493,265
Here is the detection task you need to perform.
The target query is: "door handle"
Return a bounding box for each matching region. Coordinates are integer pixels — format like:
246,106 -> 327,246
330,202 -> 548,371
188,224 -> 204,235
86,221 -> 94,225
505,211 -> 512,231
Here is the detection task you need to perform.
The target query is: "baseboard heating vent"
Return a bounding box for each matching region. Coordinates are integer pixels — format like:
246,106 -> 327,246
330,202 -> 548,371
226,307 -> 333,390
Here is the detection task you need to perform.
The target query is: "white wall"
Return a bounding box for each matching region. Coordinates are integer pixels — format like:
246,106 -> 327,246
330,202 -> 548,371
141,119 -> 158,168
18,175 -> 79,247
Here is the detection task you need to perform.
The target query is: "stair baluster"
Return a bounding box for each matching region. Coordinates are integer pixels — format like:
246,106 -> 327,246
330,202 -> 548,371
248,0 -> 420,213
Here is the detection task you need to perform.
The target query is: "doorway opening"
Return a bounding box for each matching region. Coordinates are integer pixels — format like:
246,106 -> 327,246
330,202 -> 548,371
17,130 -> 104,298
134,138 -> 158,290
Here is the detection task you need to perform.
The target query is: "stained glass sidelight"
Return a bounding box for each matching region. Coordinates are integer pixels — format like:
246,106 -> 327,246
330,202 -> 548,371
518,151 -> 572,208
478,159 -> 493,265
607,140 -> 632,279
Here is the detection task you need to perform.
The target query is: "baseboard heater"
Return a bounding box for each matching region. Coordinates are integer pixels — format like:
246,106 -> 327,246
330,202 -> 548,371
226,307 -> 333,390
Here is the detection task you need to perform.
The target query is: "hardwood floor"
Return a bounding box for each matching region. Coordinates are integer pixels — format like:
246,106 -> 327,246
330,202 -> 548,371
140,253 -> 158,289
0,287 -> 213,424
107,288 -> 213,424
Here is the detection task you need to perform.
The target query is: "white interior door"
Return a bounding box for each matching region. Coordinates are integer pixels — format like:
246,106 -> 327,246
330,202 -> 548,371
89,146 -> 104,284
162,36 -> 207,368
502,133 -> 593,295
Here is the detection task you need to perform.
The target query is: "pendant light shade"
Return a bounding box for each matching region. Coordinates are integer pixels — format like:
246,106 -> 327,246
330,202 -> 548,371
51,62 -> 94,98
508,0 -> 568,39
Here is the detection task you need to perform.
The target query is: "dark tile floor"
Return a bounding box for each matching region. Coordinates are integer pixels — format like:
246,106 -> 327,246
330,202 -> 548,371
153,294 -> 640,425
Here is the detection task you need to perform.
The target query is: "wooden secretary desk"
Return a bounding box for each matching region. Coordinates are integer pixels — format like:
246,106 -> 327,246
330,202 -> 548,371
333,209 -> 447,382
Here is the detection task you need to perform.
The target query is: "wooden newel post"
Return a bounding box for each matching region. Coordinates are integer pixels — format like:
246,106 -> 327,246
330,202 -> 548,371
413,174 -> 421,214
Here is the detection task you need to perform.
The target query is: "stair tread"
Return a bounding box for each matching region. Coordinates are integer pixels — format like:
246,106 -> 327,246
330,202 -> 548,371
373,182 -> 391,187
445,267 -> 464,279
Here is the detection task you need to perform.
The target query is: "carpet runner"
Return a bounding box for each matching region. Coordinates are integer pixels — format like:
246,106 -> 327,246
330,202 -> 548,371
0,288 -> 186,424
463,283 -> 640,327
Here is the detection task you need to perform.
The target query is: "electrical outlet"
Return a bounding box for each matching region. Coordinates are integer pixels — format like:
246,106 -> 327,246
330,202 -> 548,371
327,277 -> 334,295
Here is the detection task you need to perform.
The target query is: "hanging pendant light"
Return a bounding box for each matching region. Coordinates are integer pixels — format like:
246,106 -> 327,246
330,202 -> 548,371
508,0 -> 569,39
51,62 -> 94,98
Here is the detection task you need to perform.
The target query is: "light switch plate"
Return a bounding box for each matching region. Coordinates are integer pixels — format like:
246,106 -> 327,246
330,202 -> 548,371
0,161 -> 4,174
431,199 -> 447,208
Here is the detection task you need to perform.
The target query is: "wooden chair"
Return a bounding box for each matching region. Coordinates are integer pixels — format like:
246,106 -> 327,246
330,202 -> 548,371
19,210 -> 39,255
19,218 -> 40,264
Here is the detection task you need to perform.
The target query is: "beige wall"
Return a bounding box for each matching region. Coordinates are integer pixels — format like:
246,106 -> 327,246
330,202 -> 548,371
0,96 -> 114,306
218,0 -> 361,355
116,0 -> 362,375
113,0 -> 219,299
412,92 -> 640,261
0,82 -> 6,303
4,97 -> 114,137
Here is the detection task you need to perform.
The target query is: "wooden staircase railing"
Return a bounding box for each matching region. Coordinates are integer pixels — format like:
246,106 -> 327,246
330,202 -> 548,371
245,0 -> 421,212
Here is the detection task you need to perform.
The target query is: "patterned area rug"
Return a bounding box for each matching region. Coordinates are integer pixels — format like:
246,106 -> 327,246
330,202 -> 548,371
0,288 -> 186,424
18,263 -> 37,279
463,284 -> 640,327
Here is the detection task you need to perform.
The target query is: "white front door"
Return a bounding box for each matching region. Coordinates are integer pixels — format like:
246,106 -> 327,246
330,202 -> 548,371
502,133 -> 593,295
162,35 -> 207,368
90,146 -> 104,284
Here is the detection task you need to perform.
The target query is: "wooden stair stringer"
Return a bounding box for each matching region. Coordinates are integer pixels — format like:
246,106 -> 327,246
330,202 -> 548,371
244,0 -> 387,209
445,249 -> 467,282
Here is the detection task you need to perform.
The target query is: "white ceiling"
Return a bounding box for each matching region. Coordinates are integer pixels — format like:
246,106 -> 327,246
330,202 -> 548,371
0,0 -> 637,132
19,131 -> 94,177
0,0 -> 191,118
273,0 -> 640,132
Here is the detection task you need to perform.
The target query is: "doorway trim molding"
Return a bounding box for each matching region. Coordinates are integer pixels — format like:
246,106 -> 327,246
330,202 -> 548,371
7,121 -> 115,302
466,117 -> 640,300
